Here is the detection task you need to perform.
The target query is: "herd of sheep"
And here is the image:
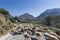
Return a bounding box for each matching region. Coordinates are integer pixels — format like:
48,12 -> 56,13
10,23 -> 60,40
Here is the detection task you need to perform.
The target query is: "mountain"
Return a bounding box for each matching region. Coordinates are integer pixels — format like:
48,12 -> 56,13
36,8 -> 60,19
18,13 -> 35,21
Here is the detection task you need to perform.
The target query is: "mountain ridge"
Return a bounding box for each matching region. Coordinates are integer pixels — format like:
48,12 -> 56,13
17,8 -> 60,20
18,13 -> 35,20
36,8 -> 60,19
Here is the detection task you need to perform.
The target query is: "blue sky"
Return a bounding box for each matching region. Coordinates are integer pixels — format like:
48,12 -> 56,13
0,0 -> 60,17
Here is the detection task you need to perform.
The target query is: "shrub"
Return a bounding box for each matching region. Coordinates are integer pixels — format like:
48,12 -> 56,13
9,18 -> 15,23
0,8 -> 9,15
0,28 -> 4,34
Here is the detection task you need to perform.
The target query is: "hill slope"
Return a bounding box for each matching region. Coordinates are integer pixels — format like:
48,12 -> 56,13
36,8 -> 60,19
0,8 -> 15,36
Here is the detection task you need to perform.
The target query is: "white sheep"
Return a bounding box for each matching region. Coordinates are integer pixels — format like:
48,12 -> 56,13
35,32 -> 41,40
23,32 -> 31,40
44,33 -> 58,40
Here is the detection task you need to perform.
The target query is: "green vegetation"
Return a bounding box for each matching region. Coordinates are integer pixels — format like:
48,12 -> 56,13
0,20 -> 2,25
39,15 -> 60,29
55,16 -> 60,29
0,8 -> 9,15
0,28 -> 4,34
0,24 -> 15,36
9,18 -> 16,23
14,16 -> 18,20
45,16 -> 55,26
14,16 -> 20,22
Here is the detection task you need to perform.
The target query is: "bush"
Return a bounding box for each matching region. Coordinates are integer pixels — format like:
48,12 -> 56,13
0,28 -> 4,34
56,23 -> 60,29
9,18 -> 15,23
0,8 -> 9,15
0,20 -> 2,25
1,25 -> 10,30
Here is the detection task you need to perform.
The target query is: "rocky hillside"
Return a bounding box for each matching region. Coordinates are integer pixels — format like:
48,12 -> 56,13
0,8 -> 15,36
36,8 -> 60,19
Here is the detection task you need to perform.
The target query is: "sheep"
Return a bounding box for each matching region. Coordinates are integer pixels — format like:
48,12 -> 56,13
23,32 -> 31,40
28,26 -> 32,31
37,29 -> 46,33
35,32 -> 41,37
31,27 -> 36,35
44,33 -> 58,40
17,28 -> 23,34
46,30 -> 58,37
35,32 -> 41,40
35,27 -> 45,33
35,27 -> 40,30
39,26 -> 44,29
27,31 -> 32,35
43,27 -> 49,31
24,27 -> 28,31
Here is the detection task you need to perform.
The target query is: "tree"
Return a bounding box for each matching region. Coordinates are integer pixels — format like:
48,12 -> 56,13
14,16 -> 20,22
14,16 -> 18,20
45,16 -> 55,26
